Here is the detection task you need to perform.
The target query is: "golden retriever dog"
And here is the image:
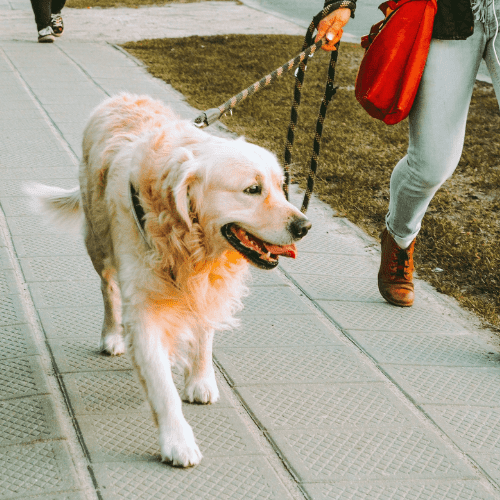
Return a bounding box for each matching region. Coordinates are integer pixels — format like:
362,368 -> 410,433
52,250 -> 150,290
28,93 -> 311,467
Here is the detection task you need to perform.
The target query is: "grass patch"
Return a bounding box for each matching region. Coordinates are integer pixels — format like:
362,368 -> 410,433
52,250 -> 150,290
123,35 -> 500,329
66,0 -> 236,10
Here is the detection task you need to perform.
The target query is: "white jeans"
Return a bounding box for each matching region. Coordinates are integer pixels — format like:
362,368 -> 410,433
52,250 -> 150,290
386,2 -> 500,249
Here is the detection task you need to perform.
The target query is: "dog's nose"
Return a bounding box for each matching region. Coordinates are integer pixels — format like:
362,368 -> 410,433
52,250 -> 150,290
289,217 -> 312,239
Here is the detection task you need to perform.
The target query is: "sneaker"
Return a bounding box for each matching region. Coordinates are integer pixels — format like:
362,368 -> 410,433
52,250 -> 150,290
378,228 -> 416,307
38,26 -> 55,43
51,13 -> 64,36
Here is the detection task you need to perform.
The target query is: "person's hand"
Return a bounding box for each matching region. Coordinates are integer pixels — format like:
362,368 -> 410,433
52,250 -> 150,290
315,8 -> 352,51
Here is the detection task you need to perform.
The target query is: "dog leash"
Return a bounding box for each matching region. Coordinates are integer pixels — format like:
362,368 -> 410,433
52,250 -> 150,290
193,3 -> 341,214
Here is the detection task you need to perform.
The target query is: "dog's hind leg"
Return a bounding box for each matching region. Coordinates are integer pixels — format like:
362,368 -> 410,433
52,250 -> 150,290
127,311 -> 202,467
83,224 -> 125,355
182,326 -> 219,404
99,267 -> 125,356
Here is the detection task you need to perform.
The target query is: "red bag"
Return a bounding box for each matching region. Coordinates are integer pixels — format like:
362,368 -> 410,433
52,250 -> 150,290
355,0 -> 438,125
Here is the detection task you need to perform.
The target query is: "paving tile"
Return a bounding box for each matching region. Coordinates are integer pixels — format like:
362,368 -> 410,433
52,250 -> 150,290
38,306 -> 103,339
12,233 -> 87,257
20,256 -> 96,282
470,454 -> 500,482
0,293 -> 28,326
63,369 -> 231,415
0,324 -> 38,359
0,178 -> 76,197
0,355 -> 50,400
29,280 -> 101,308
350,331 -> 500,366
49,338 -> 132,373
385,366 -> 500,405
302,479 -> 497,500
78,407 -> 262,463
93,456 -> 294,500
270,427 -> 476,482
26,492 -> 87,500
237,383 -> 414,431
280,252 -> 378,276
318,300 -> 462,332
425,406 -> 500,453
294,228 -> 367,255
0,268 -> 19,295
215,346 -> 380,386
62,370 -> 149,415
0,394 -> 63,446
292,274 -> 383,302
7,216 -> 67,235
248,267 -> 288,286
0,441 -> 78,499
215,313 -> 342,348
239,285 -> 313,316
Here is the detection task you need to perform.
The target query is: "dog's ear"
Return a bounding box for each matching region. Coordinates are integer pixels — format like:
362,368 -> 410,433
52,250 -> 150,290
171,148 -> 198,229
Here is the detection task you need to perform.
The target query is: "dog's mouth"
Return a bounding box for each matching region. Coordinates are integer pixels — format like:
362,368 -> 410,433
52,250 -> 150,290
221,223 -> 297,270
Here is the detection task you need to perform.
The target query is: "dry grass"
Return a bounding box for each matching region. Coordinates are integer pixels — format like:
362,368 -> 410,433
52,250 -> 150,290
66,0 -> 236,10
123,35 -> 500,329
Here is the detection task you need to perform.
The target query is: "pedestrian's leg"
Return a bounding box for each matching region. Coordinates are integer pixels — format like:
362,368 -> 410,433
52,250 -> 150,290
379,25 -> 486,306
30,0 -> 52,31
50,0 -> 66,13
483,0 -> 500,103
49,0 -> 65,36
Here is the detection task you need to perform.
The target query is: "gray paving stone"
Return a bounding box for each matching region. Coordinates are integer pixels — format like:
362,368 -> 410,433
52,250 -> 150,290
0,324 -> 38,359
280,251 -> 378,276
239,285 -> 313,316
63,369 -> 232,415
318,300 -> 462,332
7,216 -> 68,235
93,456 -> 294,500
292,273 -> 384,302
0,441 -> 78,499
26,492 -> 88,500
215,346 -> 381,386
294,227 -> 368,255
38,306 -> 103,339
29,279 -> 101,308
20,255 -> 96,282
470,454 -> 500,483
77,407 -> 262,463
249,267 -> 288,286
0,355 -> 50,400
62,370 -> 149,415
0,268 -> 19,295
0,178 -> 76,197
385,366 -> 500,405
237,383 -> 414,431
425,406 -> 500,453
214,314 -> 343,349
270,427 -> 476,482
0,293 -> 27,326
350,331 -> 500,366
0,394 -> 63,446
302,479 -> 498,500
49,338 -> 132,373
12,233 -> 86,257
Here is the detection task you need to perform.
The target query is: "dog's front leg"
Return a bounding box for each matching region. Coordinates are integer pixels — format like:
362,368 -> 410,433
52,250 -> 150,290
182,326 -> 219,404
128,314 -> 202,467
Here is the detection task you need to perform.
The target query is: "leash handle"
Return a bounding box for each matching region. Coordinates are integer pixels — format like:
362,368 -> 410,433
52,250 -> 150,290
284,3 -> 341,213
193,38 -> 327,128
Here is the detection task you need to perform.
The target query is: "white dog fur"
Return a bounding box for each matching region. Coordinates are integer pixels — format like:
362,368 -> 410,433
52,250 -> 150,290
28,93 -> 310,467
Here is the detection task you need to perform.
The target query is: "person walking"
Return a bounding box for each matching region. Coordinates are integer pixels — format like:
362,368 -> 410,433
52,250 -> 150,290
30,0 -> 65,42
316,0 -> 500,307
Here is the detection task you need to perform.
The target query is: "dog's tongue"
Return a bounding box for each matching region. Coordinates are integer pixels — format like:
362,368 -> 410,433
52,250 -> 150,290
263,242 -> 297,259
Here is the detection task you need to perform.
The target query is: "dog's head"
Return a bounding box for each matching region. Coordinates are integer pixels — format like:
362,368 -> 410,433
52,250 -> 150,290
168,136 -> 311,270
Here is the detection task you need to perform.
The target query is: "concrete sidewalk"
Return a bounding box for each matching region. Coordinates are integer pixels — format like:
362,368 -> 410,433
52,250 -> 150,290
1,2 -> 500,500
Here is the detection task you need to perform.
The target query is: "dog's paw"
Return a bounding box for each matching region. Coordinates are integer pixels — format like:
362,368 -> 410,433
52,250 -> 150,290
182,376 -> 219,404
160,421 -> 202,467
99,333 -> 126,356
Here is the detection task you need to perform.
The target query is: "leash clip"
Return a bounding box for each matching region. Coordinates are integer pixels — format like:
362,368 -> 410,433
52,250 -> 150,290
194,107 -> 222,128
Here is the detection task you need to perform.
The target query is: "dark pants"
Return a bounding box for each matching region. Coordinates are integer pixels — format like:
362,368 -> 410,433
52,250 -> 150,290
30,0 -> 66,31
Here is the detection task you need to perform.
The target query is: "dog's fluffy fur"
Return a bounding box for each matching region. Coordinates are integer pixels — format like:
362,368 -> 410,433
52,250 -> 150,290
29,94 -> 310,467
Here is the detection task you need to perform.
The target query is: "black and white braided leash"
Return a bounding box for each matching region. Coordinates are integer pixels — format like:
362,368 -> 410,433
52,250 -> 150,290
193,3 -> 342,214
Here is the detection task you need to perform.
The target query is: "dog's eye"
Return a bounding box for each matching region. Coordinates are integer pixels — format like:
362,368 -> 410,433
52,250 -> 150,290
244,185 -> 262,195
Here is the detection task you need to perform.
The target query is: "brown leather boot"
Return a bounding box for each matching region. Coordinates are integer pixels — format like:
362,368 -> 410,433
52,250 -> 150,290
378,228 -> 415,307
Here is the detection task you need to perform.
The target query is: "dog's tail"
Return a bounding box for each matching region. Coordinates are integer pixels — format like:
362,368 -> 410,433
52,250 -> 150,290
24,183 -> 84,234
